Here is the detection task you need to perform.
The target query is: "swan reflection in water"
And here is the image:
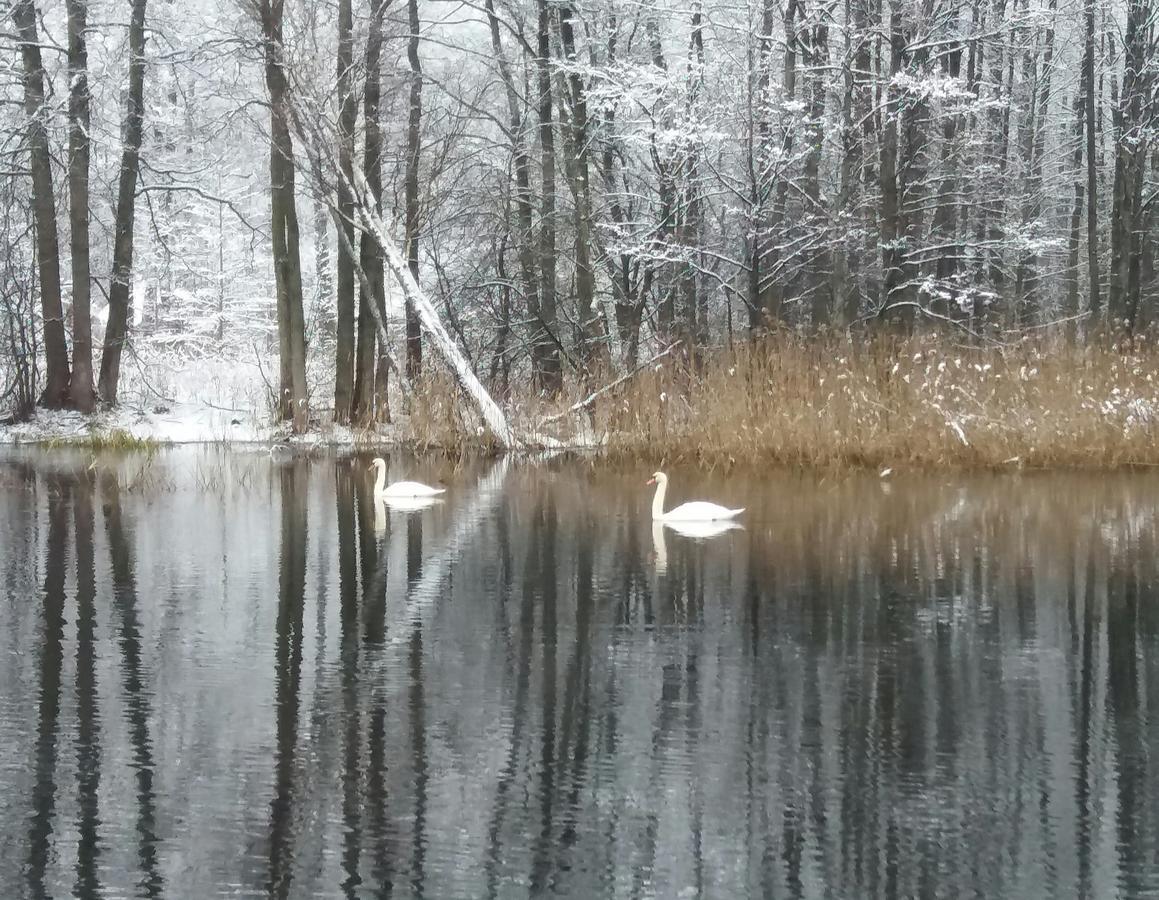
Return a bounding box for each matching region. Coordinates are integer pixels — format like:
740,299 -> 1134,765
373,494 -> 442,536
651,518 -> 743,575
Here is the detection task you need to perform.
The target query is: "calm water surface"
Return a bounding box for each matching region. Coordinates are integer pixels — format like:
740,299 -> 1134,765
2,447 -> 1159,899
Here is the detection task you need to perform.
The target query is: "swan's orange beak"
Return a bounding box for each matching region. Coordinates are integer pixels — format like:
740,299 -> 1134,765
646,477 -> 656,485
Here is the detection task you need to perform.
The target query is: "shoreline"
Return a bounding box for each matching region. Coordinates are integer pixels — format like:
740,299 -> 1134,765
8,334 -> 1159,471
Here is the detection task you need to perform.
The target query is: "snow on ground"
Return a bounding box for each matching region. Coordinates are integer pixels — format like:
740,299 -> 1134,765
0,401 -> 412,447
0,350 -> 408,447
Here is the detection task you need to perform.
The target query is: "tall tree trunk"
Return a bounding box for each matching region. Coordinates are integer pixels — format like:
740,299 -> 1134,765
98,0 -> 148,403
1084,0 -> 1101,319
259,0 -> 309,431
66,0 -> 94,411
879,4 -> 905,321
535,0 -> 562,393
558,0 -> 605,371
747,0 -> 777,331
13,0 -> 71,407
831,0 -> 856,324
932,25 -> 967,311
766,0 -> 798,323
1109,0 -> 1150,330
354,0 -> 387,424
404,0 -> 423,378
803,11 -> 831,328
680,0 -> 706,351
1066,87 -> 1086,336
484,0 -> 541,375
333,0 -> 358,422
1014,0 -> 1056,322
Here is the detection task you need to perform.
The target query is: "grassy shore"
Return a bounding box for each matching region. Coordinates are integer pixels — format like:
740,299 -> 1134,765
408,331 -> 1159,470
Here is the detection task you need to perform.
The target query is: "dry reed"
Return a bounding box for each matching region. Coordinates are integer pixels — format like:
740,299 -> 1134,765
393,332 -> 1159,470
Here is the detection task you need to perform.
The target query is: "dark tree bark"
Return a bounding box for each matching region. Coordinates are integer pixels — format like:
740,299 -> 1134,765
67,0 -> 95,412
354,0 -> 387,424
333,0 -> 358,422
1084,0 -> 1100,318
534,0 -> 562,393
765,0 -> 799,323
1066,87 -> 1087,334
404,0 -> 424,378
878,5 -> 904,320
558,0 -> 603,369
484,0 -> 541,375
258,0 -> 309,431
1013,0 -> 1056,322
98,0 -> 148,403
746,0 -> 777,331
679,0 -> 706,350
13,0 -> 71,407
1108,0 -> 1151,330
802,8 -> 831,328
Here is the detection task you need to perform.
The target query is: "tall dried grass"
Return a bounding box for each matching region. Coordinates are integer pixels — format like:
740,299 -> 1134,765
398,332 -> 1159,469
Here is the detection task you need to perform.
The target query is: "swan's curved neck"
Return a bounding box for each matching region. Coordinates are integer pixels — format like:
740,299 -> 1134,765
373,463 -> 386,496
651,478 -> 667,520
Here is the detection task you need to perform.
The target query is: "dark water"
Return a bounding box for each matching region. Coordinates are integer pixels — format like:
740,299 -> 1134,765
3,448 -> 1159,899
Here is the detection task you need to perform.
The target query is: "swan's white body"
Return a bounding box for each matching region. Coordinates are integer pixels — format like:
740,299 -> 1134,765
383,495 -> 440,512
371,458 -> 445,498
647,471 -> 744,522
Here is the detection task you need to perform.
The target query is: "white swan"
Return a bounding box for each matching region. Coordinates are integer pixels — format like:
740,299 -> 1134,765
370,458 -> 446,498
647,471 -> 744,522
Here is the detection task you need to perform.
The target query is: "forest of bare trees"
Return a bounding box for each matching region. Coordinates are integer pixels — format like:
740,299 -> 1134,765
2,0 -> 1159,429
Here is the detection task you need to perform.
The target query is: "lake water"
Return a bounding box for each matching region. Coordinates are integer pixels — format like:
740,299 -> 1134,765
2,447 -> 1159,899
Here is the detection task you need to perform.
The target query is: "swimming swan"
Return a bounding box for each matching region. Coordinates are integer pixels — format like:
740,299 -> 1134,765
370,458 -> 445,498
647,471 -> 745,522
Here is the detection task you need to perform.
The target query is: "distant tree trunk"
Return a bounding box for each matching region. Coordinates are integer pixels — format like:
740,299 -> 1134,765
932,30 -> 966,311
747,0 -> 777,331
258,0 -> 309,431
484,0 -> 540,378
1084,0 -> 1100,319
354,0 -> 387,424
312,196 -> 332,333
1109,0 -> 1150,330
97,0 -> 147,403
1066,87 -> 1086,336
534,0 -> 562,393
66,0 -> 94,412
557,0 -> 604,371
680,0 -> 706,352
802,12 -> 831,328
765,0 -> 798,323
404,0 -> 423,379
333,0 -> 358,423
879,5 -> 905,321
13,0 -> 71,407
1014,0 -> 1055,323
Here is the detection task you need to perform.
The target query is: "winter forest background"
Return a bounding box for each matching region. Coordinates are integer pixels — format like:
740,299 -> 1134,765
1,0 -> 1156,431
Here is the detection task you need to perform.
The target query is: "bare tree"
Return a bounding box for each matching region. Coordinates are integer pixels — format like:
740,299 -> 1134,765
12,0 -> 71,407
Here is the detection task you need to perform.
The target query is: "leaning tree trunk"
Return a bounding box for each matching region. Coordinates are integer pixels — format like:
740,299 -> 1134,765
98,0 -> 148,403
66,0 -> 94,412
259,0 -> 308,432
333,0 -> 358,422
404,0 -> 423,378
13,0 -> 71,407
